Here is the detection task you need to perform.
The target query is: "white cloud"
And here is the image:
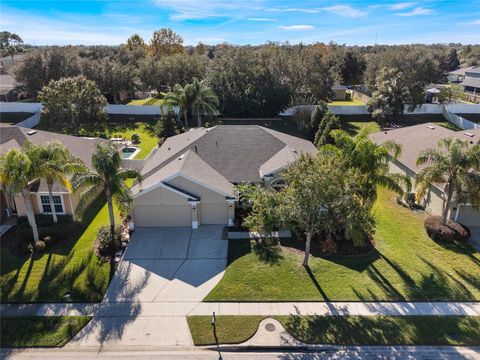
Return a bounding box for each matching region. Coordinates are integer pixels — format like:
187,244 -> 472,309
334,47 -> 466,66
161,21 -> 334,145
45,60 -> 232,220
247,17 -> 277,22
266,8 -> 321,14
278,25 -> 315,30
389,2 -> 416,10
459,19 -> 480,26
396,7 -> 433,16
154,0 -> 258,20
322,5 -> 368,18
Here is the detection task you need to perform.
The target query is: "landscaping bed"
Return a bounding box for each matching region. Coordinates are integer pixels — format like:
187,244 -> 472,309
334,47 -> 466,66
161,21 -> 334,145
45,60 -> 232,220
0,316 -> 91,347
187,315 -> 480,346
204,187 -> 480,302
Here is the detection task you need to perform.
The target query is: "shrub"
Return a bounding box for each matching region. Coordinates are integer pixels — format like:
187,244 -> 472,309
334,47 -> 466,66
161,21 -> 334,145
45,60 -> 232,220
424,216 -> 470,243
34,240 -> 46,252
96,225 -> 123,255
131,133 -> 141,144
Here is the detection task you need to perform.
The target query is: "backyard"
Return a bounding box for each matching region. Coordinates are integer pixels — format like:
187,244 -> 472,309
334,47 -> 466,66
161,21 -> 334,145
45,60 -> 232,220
205,187 -> 480,302
127,97 -> 164,106
0,194 -> 120,303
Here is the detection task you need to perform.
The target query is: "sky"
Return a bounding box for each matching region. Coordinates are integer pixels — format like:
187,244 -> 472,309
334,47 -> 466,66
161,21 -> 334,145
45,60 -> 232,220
1,0 -> 479,46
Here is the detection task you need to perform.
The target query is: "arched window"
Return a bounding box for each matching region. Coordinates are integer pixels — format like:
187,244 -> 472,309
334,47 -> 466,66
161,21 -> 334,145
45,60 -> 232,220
271,178 -> 287,191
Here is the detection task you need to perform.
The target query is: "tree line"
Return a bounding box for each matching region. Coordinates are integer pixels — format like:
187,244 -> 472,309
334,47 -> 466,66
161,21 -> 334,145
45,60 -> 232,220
10,28 -> 480,117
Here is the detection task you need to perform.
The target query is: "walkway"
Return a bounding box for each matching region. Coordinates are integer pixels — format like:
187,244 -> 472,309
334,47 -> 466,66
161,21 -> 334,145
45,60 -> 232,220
2,301 -> 480,317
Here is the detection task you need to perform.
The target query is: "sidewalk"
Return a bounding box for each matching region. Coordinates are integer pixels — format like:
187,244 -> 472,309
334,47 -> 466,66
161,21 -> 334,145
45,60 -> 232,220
2,301 -> 480,317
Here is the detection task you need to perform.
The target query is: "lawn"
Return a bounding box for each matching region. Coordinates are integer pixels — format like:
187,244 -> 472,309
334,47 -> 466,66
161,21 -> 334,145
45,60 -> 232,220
1,316 -> 91,347
205,187 -> 480,301
187,315 -> 480,346
0,112 -> 35,125
329,99 -> 365,106
0,194 -> 120,303
127,97 -> 164,106
36,115 -> 159,160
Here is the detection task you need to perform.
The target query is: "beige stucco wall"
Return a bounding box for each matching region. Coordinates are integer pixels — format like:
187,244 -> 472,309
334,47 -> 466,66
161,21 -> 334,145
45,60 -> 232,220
14,192 -> 73,217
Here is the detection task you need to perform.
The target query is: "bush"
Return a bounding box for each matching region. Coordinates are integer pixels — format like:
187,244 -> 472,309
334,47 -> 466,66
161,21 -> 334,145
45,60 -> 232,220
131,133 -> 141,144
96,225 -> 123,255
34,240 -> 46,252
424,216 -> 470,243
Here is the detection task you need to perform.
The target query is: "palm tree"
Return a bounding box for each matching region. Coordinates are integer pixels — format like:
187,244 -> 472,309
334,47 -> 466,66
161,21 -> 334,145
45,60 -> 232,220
72,142 -> 141,245
188,78 -> 219,128
0,143 -> 40,243
35,142 -> 86,223
416,138 -> 480,225
163,84 -> 191,129
330,128 -> 411,207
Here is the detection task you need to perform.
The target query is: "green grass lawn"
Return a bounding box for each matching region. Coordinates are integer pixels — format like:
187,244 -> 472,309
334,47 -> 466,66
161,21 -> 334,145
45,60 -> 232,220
127,97 -> 164,106
108,122 -> 158,159
1,316 -> 91,347
329,99 -> 365,106
0,194 -> 120,303
205,187 -> 480,302
187,315 -> 480,346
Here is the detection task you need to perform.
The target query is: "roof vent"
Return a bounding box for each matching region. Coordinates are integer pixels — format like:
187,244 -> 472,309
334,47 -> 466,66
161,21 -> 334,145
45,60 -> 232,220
194,145 -> 198,153
27,130 -> 37,135
168,147 -> 171,151
464,132 -> 475,138
427,126 -> 435,130
178,154 -> 184,160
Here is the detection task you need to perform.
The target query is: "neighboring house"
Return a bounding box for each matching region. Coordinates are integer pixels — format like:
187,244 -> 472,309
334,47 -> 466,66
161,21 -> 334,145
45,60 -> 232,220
132,125 -> 317,228
0,74 -> 21,102
370,123 -> 480,227
448,66 -> 480,96
0,125 -> 106,219
332,85 -> 348,101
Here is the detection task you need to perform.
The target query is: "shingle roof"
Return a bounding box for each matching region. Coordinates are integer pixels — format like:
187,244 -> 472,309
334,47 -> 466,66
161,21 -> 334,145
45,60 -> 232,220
133,149 -> 235,198
142,125 -> 317,184
370,123 -> 480,174
461,77 -> 480,89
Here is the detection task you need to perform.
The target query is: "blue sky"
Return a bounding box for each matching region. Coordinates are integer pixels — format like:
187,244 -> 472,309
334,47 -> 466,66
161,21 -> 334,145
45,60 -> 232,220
1,0 -> 479,46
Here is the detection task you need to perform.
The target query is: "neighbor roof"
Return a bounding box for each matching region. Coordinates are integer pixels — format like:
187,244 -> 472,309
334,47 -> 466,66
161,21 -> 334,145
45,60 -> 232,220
449,66 -> 480,76
141,125 -> 317,184
370,123 -> 480,174
461,77 -> 480,89
133,149 -> 235,198
0,126 -> 107,192
0,74 -> 18,95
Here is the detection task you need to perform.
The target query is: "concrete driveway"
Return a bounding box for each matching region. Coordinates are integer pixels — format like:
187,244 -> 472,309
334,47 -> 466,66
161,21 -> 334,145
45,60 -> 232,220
68,225 -> 228,349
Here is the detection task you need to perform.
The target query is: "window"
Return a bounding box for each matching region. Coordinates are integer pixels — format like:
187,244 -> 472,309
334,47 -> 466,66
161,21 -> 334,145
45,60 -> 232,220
39,195 -> 64,214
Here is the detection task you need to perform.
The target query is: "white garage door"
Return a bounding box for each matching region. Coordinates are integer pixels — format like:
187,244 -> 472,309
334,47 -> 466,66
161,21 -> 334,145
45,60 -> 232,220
200,202 -> 228,225
134,204 -> 192,227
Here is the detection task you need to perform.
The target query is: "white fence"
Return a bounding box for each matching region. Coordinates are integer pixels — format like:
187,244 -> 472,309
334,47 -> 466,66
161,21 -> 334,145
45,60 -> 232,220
329,105 -> 369,115
16,112 -> 40,128
121,146 -> 159,171
0,102 -> 42,113
442,106 -> 479,130
107,104 -> 178,115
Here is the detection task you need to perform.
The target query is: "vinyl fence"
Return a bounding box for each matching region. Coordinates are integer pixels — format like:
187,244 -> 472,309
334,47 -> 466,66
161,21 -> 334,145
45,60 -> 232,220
0,102 -> 42,113
15,112 -> 41,128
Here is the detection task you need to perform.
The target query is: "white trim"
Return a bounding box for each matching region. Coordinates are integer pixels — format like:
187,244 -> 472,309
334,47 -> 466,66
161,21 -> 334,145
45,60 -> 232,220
226,199 -> 235,204
37,193 -> 66,215
192,220 -> 199,229
163,172 -> 236,199
68,194 -> 74,215
188,200 -> 200,205
134,181 -> 198,200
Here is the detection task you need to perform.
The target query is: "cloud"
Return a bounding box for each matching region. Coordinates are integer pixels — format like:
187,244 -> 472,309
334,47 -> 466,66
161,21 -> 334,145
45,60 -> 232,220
322,5 -> 368,18
278,25 -> 315,30
459,19 -> 480,26
153,0 -> 254,20
396,6 -> 433,16
389,2 -> 416,10
247,17 -> 277,22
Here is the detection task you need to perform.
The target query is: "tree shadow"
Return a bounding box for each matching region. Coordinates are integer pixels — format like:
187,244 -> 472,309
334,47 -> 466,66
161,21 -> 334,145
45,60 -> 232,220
226,238 -> 251,265
252,238 -> 283,265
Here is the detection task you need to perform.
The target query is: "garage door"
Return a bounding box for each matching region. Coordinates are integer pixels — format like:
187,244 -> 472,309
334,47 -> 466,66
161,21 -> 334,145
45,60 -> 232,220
457,206 -> 480,227
134,204 -> 191,227
200,202 -> 228,225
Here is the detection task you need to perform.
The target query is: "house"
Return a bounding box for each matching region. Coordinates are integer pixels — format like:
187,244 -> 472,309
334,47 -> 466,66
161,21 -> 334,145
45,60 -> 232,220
0,125 -> 106,219
370,123 -> 480,227
131,125 -> 317,228
448,66 -> 480,97
332,85 -> 348,101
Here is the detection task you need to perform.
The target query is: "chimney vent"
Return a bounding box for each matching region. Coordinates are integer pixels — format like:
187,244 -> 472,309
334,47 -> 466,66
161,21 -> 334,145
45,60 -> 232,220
27,130 -> 37,135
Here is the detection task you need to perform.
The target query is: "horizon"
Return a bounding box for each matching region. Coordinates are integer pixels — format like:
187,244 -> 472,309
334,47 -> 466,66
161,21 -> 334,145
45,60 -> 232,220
1,0 -> 480,46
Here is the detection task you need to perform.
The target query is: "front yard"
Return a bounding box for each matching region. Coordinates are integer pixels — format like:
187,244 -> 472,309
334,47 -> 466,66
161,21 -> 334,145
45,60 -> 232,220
0,194 -> 120,303
205,187 -> 480,302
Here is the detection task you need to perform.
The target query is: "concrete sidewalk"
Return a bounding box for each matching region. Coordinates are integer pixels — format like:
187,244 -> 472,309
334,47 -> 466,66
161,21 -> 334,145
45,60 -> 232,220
2,301 -> 480,317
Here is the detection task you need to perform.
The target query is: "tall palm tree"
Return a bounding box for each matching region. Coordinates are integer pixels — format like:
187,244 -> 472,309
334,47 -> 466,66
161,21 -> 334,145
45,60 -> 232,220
416,138 -> 480,224
35,142 -> 86,223
72,143 -> 141,244
329,128 -> 411,207
163,84 -> 191,129
188,78 -> 219,128
0,144 -> 40,243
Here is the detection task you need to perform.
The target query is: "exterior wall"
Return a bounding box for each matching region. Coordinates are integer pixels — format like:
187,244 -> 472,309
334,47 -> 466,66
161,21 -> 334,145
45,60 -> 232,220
14,192 -> 74,217
200,202 -> 228,224
333,89 -> 347,100
134,185 -> 192,227
455,205 -> 480,226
